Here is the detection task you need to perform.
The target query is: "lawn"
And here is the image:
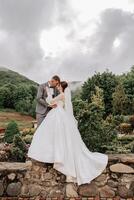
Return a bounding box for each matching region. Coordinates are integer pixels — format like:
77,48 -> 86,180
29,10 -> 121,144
0,109 -> 35,130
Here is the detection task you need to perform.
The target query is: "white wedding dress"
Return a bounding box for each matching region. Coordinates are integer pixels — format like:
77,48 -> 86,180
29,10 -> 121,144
27,87 -> 108,186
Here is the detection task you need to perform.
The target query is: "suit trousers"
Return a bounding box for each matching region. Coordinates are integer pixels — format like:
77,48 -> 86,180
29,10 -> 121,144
36,107 -> 52,127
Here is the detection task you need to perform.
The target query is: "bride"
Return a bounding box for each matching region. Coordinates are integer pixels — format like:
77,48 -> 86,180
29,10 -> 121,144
27,81 -> 108,186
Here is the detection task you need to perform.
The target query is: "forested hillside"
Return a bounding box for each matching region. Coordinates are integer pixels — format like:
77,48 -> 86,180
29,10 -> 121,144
0,67 -> 37,86
0,67 -> 38,117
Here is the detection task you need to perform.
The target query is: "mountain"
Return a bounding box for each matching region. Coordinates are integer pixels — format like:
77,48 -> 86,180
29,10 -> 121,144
69,81 -> 83,91
0,67 -> 38,87
0,67 -> 83,91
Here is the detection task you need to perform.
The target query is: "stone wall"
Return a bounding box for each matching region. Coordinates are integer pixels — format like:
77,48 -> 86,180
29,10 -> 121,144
0,154 -> 134,199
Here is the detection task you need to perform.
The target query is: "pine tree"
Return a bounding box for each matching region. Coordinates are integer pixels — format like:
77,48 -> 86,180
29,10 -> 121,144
11,134 -> 27,162
4,121 -> 20,143
91,85 -> 105,109
112,83 -> 128,115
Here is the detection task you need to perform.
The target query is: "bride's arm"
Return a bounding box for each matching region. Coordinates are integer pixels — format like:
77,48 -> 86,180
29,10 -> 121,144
49,93 -> 64,105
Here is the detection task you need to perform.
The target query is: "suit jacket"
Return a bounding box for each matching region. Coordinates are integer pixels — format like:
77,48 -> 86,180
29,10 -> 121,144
35,82 -> 60,115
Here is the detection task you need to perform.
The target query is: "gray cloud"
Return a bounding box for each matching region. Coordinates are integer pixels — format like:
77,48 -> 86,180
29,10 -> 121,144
56,8 -> 134,81
0,0 -> 73,76
0,1 -> 134,83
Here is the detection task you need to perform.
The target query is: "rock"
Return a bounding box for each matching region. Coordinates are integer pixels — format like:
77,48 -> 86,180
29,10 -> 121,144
40,190 -> 47,198
120,154 -> 134,164
7,173 -> 16,180
99,185 -> 115,197
49,167 -> 56,174
44,181 -> 51,187
60,174 -> 66,182
51,180 -> 59,186
21,184 -> 29,197
108,154 -> 122,162
0,143 -> 5,150
0,162 -> 29,171
110,163 -> 134,173
6,182 -> 22,196
78,182 -> 99,197
118,185 -> 128,198
107,179 -> 118,188
25,160 -> 32,169
28,184 -> 42,196
111,173 -> 118,179
95,174 -> 109,186
0,181 -> 4,196
49,189 -> 64,198
128,181 -> 134,197
66,183 -> 78,197
17,173 -> 23,179
24,171 -> 32,179
44,172 -> 53,180
32,165 -> 40,172
121,174 -> 134,188
31,172 -> 40,179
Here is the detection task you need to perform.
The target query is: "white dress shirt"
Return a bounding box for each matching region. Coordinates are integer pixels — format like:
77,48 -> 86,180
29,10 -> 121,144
48,82 -> 54,97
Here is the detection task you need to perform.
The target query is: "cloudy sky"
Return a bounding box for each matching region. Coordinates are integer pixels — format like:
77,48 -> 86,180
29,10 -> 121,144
0,0 -> 134,83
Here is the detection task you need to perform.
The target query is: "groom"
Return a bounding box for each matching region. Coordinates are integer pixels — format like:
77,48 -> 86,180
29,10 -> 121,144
36,75 -> 60,127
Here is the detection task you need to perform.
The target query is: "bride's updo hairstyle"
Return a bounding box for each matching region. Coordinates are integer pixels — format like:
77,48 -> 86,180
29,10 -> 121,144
60,81 -> 68,92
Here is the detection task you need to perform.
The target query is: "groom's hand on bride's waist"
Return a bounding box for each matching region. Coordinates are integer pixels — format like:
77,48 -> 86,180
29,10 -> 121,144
48,104 -> 57,108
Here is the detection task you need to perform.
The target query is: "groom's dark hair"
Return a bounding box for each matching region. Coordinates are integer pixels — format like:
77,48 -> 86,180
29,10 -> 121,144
52,75 -> 60,83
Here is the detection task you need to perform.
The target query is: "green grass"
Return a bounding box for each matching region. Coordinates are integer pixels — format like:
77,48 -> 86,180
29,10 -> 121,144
0,109 -> 34,130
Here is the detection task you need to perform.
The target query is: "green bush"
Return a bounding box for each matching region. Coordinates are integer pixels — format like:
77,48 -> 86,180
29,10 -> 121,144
76,102 -> 117,152
21,128 -> 35,136
28,99 -> 36,118
112,83 -> 129,115
4,121 -> 20,143
105,114 -> 124,126
11,134 -> 27,162
118,135 -> 134,143
11,147 -> 25,162
81,70 -> 118,116
15,98 -> 32,114
15,98 -> 36,118
23,134 -> 33,144
73,86 -> 117,153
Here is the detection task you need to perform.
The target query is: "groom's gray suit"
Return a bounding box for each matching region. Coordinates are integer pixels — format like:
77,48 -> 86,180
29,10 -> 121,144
36,82 -> 59,127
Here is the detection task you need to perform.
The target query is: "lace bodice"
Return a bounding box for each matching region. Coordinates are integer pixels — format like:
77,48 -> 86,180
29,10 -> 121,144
46,87 -> 65,108
50,93 -> 65,108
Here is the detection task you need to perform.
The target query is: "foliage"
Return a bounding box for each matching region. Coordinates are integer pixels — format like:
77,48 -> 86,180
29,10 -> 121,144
72,85 -> 118,152
121,66 -> 134,114
73,96 -> 117,152
15,98 -> 32,114
0,68 -> 38,117
81,69 -> 118,116
112,83 -> 130,115
23,134 -> 33,144
118,135 -> 134,143
0,68 -> 37,86
128,115 -> 134,128
10,134 -> 27,162
91,86 -> 105,110
105,114 -> 124,127
4,121 -> 20,143
0,84 -> 16,108
118,123 -> 133,134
